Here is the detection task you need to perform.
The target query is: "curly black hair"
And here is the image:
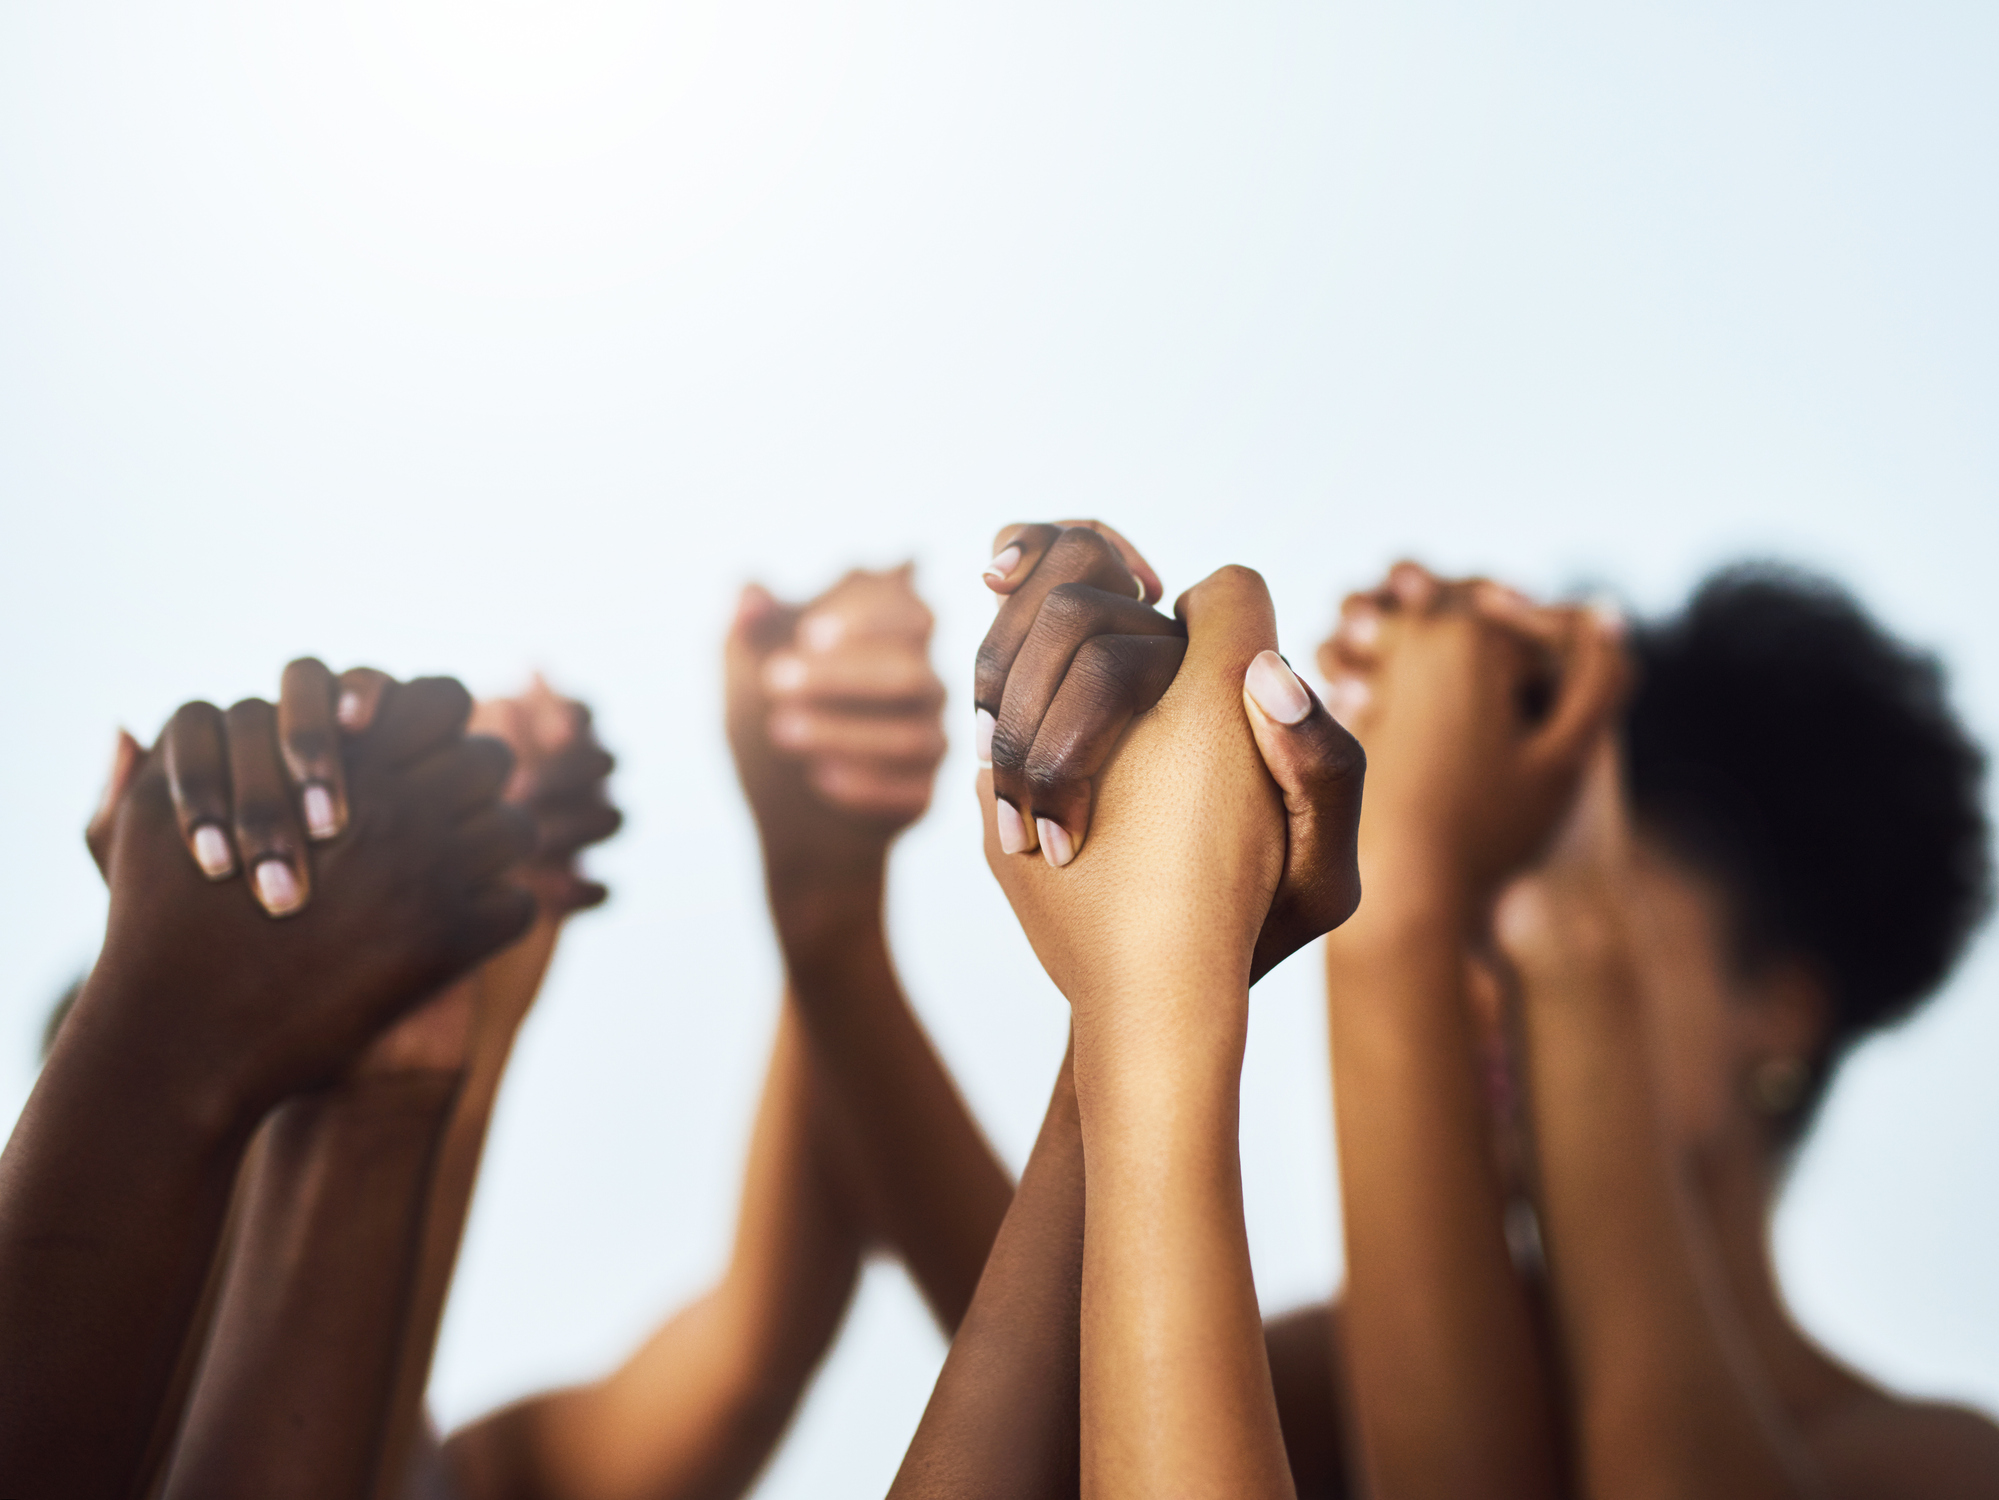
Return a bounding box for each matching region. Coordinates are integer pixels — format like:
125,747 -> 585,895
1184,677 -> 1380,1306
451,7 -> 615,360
1624,563 -> 1992,1141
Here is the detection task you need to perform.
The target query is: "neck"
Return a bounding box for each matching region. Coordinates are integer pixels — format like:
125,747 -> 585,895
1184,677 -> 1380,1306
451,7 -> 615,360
1688,1127 -> 1865,1420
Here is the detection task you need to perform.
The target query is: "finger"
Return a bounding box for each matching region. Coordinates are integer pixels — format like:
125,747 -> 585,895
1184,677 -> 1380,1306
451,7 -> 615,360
336,668 -> 394,735
279,658 -> 347,841
449,884 -> 538,973
450,805 -> 536,884
363,677 -> 473,767
406,735 -> 517,824
974,527 -> 1150,714
1016,633 -> 1187,864
763,643 -> 945,708
1386,560 -> 1442,612
85,729 -> 146,876
991,584 -> 1184,817
982,523 -> 1065,595
524,741 -> 616,803
806,759 -> 937,821
768,706 -> 947,763
163,701 -> 236,879
1050,519 -> 1164,605
533,800 -> 624,861
732,581 -> 804,655
799,565 -> 936,649
226,698 -> 312,917
1242,651 -> 1366,980
1524,609 -> 1631,772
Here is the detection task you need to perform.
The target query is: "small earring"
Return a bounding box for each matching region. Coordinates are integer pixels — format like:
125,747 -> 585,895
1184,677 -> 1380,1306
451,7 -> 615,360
1750,1056 -> 1810,1116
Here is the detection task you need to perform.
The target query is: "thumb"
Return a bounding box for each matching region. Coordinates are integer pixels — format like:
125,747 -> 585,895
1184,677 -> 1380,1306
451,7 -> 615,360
84,729 -> 145,879
1242,652 -> 1366,976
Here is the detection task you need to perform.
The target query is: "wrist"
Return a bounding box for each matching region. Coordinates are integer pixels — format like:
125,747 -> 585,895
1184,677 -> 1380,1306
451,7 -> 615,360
768,863 -> 887,955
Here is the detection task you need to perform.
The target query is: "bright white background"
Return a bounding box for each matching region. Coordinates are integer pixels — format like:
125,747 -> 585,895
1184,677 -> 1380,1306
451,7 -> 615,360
2,1 -> 1995,1491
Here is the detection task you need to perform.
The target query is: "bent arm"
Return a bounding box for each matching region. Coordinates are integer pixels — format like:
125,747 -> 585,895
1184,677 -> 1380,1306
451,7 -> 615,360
773,870 -> 1012,1332
445,998 -> 866,1500
1517,934 -> 1815,1499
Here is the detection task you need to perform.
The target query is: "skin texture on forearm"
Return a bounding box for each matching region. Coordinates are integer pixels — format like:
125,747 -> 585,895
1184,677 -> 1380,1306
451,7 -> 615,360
0,974 -> 255,1499
377,915 -> 568,1500
162,1070 -> 463,1500
888,1043 -> 1085,1500
1517,955 -> 1812,1499
772,871 -> 1012,1334
444,999 -> 866,1500
1074,991 -> 1294,1500
1324,877 -> 1564,1500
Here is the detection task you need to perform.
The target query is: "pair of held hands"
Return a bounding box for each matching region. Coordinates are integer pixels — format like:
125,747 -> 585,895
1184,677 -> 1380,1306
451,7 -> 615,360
78,663 -> 619,1115
971,525 -> 1629,1009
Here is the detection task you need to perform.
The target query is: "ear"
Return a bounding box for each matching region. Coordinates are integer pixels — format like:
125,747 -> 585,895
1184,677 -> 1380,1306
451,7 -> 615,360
1738,956 -> 1832,1070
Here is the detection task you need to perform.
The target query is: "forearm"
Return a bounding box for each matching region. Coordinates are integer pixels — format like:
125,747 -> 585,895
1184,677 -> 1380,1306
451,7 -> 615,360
772,871 -> 1011,1332
1522,984 -> 1810,1499
163,1070 -> 463,1500
1324,886 -> 1563,1500
0,987 -> 254,1498
446,1001 -> 864,1500
890,1042 -> 1084,1500
379,917 -> 569,1500
1073,997 -> 1293,1500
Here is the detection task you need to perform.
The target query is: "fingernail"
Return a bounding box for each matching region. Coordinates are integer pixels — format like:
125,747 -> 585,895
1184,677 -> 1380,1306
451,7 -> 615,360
975,708 -> 995,766
193,824 -> 235,879
769,711 -> 807,747
1133,573 -> 1148,601
1325,677 -> 1372,726
337,691 -> 366,730
1587,596 -> 1628,640
1245,650 -> 1312,726
764,653 -> 807,693
799,612 -> 844,652
1037,818 -> 1075,868
982,545 -> 1022,585
301,783 -> 338,840
254,858 -> 303,915
996,798 -> 1030,855
1344,612 -> 1379,647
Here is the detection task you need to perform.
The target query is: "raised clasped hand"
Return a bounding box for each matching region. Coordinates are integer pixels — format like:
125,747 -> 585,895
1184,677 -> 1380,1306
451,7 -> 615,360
726,563 -> 948,892
85,665 -> 537,1118
977,522 -> 1364,988
1318,561 -> 1629,910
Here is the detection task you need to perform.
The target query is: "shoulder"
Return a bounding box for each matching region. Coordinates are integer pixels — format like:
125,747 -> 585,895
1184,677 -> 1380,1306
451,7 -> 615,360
1814,1393 -> 1999,1499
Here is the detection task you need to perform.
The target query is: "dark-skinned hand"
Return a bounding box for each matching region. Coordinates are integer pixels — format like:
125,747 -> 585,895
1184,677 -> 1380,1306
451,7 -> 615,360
86,669 -> 536,1117
977,521 -> 1364,981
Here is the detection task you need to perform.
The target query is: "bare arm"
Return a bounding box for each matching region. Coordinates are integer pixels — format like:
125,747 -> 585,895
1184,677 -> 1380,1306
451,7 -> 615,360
1314,570 -> 1621,1498
445,998 -> 865,1500
162,1060 -> 465,1500
888,1044 -> 1085,1500
1499,746 -> 1817,1500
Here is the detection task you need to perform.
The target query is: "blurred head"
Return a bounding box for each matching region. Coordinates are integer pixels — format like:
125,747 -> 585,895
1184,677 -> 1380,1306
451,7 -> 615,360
1620,564 -> 1991,1159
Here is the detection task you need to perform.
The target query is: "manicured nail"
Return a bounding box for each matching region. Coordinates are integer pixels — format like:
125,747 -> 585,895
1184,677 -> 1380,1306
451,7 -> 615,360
1344,611 -> 1379,647
1133,573 -> 1147,601
1037,818 -> 1075,868
799,612 -> 844,652
1587,596 -> 1628,640
764,653 -> 807,693
995,798 -> 1030,854
1244,650 -> 1312,726
337,691 -> 366,730
254,858 -> 303,915
193,824 -> 234,879
301,783 -> 338,840
975,708 -> 995,765
1325,677 -> 1371,726
982,545 -> 1022,585
769,711 -> 808,747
